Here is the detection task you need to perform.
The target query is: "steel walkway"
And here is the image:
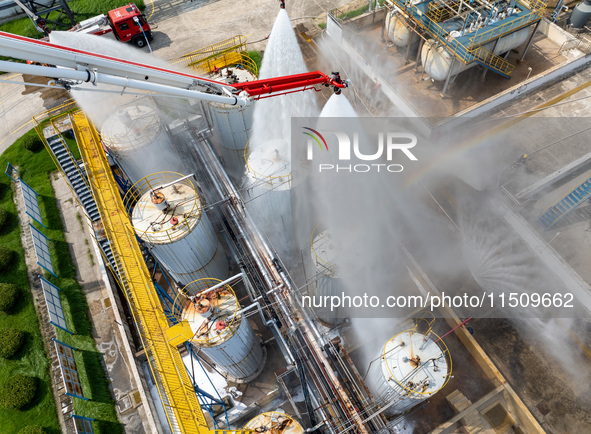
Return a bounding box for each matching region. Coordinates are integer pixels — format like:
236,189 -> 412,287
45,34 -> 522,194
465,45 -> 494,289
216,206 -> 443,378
41,121 -> 117,272
70,110 -> 210,434
538,177 -> 591,229
392,0 -> 546,77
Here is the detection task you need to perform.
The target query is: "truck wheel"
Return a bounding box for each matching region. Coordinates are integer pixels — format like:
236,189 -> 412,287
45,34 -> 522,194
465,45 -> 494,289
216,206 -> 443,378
133,36 -> 147,48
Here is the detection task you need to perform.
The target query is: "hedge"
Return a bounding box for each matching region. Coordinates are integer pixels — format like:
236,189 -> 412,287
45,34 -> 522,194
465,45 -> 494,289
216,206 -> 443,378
0,374 -> 37,409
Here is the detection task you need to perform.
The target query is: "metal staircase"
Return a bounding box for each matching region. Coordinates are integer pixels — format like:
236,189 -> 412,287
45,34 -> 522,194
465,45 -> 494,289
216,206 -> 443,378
537,177 -> 591,229
472,46 -> 515,77
46,134 -> 100,222
45,131 -> 117,272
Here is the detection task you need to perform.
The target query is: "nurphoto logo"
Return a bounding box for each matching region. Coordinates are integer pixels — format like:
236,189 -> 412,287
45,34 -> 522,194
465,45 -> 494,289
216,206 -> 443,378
303,127 -> 418,173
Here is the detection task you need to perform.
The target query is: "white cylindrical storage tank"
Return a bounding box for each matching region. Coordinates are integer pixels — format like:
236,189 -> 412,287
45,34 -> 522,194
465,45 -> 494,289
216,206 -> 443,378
244,140 -> 292,256
101,103 -> 183,184
310,229 -> 346,325
127,172 -> 229,286
243,411 -> 304,434
421,40 -> 471,82
368,329 -> 451,415
181,279 -> 265,382
385,9 -> 411,48
421,27 -> 530,81
208,101 -> 253,180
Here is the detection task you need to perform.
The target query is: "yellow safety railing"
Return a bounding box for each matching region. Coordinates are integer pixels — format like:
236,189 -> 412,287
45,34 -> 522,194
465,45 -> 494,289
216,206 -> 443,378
396,0 -> 546,76
70,110 -> 210,434
32,98 -> 78,126
32,102 -> 273,434
172,35 -> 258,76
472,46 -> 516,75
427,0 -> 457,22
468,7 -> 545,46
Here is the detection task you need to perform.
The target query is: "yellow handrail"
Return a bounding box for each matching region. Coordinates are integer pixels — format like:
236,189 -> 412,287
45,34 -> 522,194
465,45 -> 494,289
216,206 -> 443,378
172,35 -> 258,76
71,110 -> 209,434
472,46 -> 516,75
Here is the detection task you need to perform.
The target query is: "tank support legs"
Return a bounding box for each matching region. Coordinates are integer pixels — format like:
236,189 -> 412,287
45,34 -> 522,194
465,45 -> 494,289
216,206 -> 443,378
441,57 -> 457,97
405,30 -> 415,64
520,21 -> 541,62
415,38 -> 425,72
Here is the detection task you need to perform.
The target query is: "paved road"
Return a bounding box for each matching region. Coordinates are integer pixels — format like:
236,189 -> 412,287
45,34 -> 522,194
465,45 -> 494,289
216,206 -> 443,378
0,0 -> 349,154
0,73 -> 68,154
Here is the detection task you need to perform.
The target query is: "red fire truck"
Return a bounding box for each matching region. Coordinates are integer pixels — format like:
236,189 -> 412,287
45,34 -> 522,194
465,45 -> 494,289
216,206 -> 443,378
69,3 -> 153,47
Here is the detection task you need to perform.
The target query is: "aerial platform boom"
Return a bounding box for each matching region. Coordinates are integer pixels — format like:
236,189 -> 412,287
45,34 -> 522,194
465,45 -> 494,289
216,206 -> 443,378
0,31 -> 347,105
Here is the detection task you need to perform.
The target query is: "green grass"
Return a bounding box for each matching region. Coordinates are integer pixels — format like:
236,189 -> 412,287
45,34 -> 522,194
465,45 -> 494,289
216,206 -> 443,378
0,129 -> 61,434
0,0 -> 146,39
338,5 -> 370,21
0,127 -> 122,433
246,50 -> 263,75
318,22 -> 327,30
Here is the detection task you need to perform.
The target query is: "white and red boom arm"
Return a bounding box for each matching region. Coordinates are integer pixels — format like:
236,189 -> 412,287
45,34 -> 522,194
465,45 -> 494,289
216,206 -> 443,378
0,31 -> 347,106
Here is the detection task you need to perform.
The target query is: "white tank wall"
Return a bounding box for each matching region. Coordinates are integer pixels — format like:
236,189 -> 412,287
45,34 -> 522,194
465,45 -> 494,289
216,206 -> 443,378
244,145 -> 292,257
147,219 -> 229,286
101,104 -> 181,184
367,330 -> 449,415
421,27 -> 530,81
385,10 -> 411,48
209,102 -> 254,180
209,102 -> 253,151
197,315 -> 264,381
130,174 -> 229,286
246,184 -> 291,229
310,231 -> 345,324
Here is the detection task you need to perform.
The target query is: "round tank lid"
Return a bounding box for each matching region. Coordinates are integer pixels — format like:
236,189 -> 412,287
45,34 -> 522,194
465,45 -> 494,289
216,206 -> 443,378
181,287 -> 240,346
131,182 -> 202,244
210,67 -> 257,84
243,411 -> 304,434
381,330 -> 449,396
101,104 -> 161,150
246,139 -> 292,191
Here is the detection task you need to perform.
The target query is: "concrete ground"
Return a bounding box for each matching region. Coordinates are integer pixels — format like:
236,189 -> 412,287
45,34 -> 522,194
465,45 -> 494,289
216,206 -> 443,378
0,74 -> 68,154
147,0 -> 351,59
473,317 -> 591,434
52,174 -> 154,433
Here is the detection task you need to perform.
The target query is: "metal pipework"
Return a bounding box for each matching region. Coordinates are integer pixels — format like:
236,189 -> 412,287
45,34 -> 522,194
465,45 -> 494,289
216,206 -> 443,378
189,272 -> 245,298
0,31 -> 230,90
152,173 -> 197,192
0,60 -> 249,106
190,132 -> 373,434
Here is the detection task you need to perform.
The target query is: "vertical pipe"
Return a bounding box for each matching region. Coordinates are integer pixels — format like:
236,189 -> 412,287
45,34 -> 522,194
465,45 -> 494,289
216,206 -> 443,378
461,11 -> 472,36
520,21 -> 541,62
441,56 -> 457,97
415,38 -> 425,71
404,29 -> 415,64
381,9 -> 388,42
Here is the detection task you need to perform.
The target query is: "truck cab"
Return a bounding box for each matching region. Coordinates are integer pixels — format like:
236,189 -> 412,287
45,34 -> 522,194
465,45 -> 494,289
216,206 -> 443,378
107,3 -> 152,47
